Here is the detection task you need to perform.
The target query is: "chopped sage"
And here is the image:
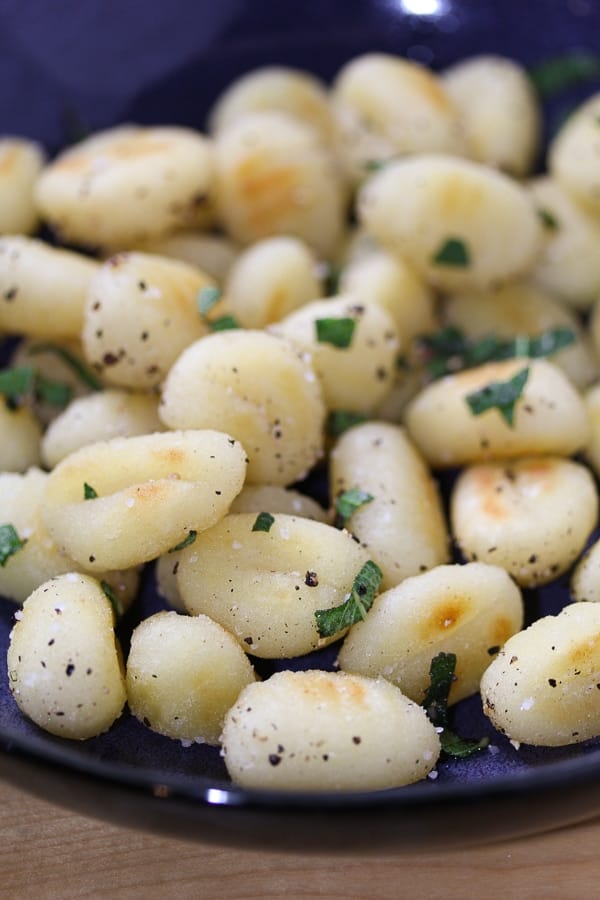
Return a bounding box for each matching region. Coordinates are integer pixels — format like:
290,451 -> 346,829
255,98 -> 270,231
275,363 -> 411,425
326,410 -> 368,437
537,207 -> 559,231
168,530 -> 197,553
0,524 -> 26,567
315,560 -> 382,638
29,343 -> 103,390
364,159 -> 387,172
36,375 -> 72,408
100,579 -> 124,618
0,366 -> 36,406
334,488 -> 374,529
422,652 -> 489,759
210,314 -> 240,332
0,365 -> 72,409
315,317 -> 356,348
529,52 -> 600,99
252,512 -> 275,533
419,327 -> 574,380
432,237 -> 470,268
465,366 -> 530,427
83,482 -> 98,500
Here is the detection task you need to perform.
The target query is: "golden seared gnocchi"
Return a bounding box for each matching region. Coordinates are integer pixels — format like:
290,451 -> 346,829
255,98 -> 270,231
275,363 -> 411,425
0,138 -> 45,235
338,562 -> 523,705
442,55 -> 541,176
271,296 -> 399,414
176,513 -> 371,658
443,281 -> 598,390
126,611 -> 256,744
481,603 -> 600,746
358,154 -> 542,291
220,236 -> 321,328
549,92 -> 600,215
42,429 -> 247,571
451,457 -> 598,587
0,236 -> 99,340
329,422 -> 449,589
529,177 -> 600,310
209,66 -> 336,145
214,110 -> 345,257
82,251 -> 212,390
7,573 -> 126,739
221,669 -> 441,790
332,53 -> 465,185
35,125 -> 216,249
405,358 -> 590,468
160,329 -> 325,485
41,388 -> 163,468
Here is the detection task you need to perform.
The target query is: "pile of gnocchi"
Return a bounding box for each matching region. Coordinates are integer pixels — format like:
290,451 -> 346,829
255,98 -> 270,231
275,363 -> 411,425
3,51 -> 600,793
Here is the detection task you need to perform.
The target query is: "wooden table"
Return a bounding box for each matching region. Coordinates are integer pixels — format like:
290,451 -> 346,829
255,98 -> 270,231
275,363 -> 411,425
0,780 -> 598,898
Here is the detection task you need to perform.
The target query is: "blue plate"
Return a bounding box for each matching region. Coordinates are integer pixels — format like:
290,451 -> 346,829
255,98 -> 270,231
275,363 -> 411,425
1,0 -> 600,853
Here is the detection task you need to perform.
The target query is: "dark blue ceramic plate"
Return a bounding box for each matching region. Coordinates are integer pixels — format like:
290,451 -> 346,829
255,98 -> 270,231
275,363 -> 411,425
2,0 -> 600,853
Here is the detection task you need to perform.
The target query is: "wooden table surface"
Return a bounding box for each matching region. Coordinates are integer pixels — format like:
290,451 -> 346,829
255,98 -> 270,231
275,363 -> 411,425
0,779 -> 599,898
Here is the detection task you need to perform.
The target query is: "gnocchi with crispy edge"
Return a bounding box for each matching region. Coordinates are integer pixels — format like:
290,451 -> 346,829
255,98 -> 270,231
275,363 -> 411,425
481,603 -> 600,746
338,562 -> 523,705
42,430 -> 247,571
221,669 -> 441,790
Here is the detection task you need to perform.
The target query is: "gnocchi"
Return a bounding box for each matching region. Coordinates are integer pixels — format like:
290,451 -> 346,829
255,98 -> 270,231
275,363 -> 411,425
3,47 -> 600,795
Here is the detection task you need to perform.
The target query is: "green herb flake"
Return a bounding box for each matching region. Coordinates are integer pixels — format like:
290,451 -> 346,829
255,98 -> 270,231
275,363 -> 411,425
100,579 -> 124,618
0,524 -> 27,567
209,314 -> 240,332
0,364 -> 75,410
537,207 -> 560,231
422,652 -> 489,759
252,512 -> 275,533
529,52 -> 600,99
364,159 -> 387,172
35,374 -> 72,408
422,651 -> 456,729
29,343 -> 103,391
419,326 -> 575,380
83,482 -> 98,500
466,366 -> 530,427
0,366 -> 36,407
197,285 -> 222,317
439,730 -> 490,758
315,317 -> 356,349
315,559 -> 382,638
432,237 -> 470,268
334,488 -> 374,529
168,530 -> 198,553
326,411 -> 368,438
525,328 -> 576,358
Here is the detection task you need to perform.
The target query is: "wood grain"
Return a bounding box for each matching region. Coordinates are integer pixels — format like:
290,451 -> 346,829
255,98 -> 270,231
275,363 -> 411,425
0,780 -> 599,899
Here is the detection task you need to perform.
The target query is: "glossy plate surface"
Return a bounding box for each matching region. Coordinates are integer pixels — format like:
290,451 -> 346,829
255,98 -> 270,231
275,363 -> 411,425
1,0 -> 600,853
